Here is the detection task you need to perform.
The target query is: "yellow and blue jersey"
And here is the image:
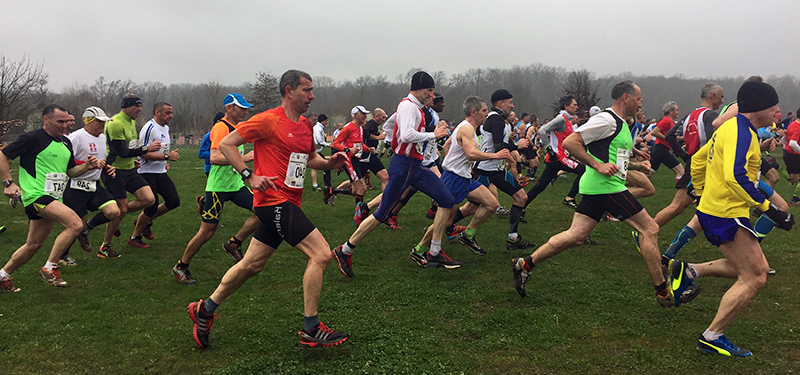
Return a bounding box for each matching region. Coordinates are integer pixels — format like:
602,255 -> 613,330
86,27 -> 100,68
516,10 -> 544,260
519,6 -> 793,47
691,114 -> 770,218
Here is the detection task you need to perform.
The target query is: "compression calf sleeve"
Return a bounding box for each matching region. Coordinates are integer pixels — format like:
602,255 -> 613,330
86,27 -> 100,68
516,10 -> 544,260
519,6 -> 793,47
663,225 -> 696,259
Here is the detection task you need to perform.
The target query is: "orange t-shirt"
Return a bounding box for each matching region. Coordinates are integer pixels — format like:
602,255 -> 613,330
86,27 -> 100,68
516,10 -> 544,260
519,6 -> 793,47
237,106 -> 315,207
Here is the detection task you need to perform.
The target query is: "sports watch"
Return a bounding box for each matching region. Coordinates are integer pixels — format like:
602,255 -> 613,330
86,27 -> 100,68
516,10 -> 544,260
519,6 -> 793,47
240,168 -> 253,181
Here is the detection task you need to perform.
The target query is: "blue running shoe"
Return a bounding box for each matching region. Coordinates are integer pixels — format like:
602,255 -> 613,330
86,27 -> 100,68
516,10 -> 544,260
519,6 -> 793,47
697,335 -> 752,357
667,259 -> 693,307
631,231 -> 640,253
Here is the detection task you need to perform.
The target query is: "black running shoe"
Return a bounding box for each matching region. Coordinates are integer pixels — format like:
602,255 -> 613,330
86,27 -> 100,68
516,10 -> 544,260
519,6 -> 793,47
506,236 -> 536,250
222,239 -> 243,263
457,232 -> 485,255
562,198 -> 578,210
188,299 -> 217,348
299,322 -> 349,348
77,227 -> 92,252
173,264 -> 197,285
409,249 -> 428,267
425,250 -> 461,269
142,221 -> 154,240
323,187 -> 335,206
331,246 -> 354,278
680,283 -> 701,304
511,258 -> 529,297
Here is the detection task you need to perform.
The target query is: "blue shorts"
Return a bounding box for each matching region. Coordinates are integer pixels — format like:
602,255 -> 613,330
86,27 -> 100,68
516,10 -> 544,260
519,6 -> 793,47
696,211 -> 758,247
372,155 -> 456,222
441,170 -> 483,204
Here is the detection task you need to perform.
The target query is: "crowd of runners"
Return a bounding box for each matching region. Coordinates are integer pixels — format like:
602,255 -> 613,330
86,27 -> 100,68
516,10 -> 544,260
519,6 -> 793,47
0,69 -> 796,356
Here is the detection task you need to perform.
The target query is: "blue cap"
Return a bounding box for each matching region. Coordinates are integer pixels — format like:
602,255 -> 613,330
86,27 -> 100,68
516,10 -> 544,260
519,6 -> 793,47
223,93 -> 253,108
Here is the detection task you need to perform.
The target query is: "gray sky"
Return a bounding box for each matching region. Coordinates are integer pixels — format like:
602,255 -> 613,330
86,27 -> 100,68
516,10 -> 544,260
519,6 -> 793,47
2,0 -> 797,91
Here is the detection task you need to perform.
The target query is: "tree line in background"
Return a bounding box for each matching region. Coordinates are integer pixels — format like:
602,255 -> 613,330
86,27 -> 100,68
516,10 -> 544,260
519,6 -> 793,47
2,54 -> 800,143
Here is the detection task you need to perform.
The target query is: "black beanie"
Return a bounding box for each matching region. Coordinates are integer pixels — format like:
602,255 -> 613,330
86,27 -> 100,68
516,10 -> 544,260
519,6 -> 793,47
410,71 -> 435,91
491,89 -> 513,104
737,81 -> 779,113
318,114 -> 327,122
121,96 -> 142,108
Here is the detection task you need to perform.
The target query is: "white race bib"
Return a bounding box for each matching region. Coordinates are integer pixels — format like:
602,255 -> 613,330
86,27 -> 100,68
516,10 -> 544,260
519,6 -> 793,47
70,179 -> 97,192
162,143 -> 170,154
285,152 -> 308,189
615,148 -> 630,180
44,173 -> 69,199
415,142 -> 425,155
128,140 -> 138,149
424,141 -> 437,161
352,143 -> 363,158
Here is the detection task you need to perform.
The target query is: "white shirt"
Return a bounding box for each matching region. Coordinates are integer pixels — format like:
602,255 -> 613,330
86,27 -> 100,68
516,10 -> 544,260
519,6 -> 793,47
313,122 -> 330,153
138,119 -> 170,174
67,128 -> 106,181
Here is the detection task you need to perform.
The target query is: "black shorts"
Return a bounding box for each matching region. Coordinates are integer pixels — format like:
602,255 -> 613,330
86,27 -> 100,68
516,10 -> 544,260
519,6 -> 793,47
576,190 -> 644,222
63,184 -> 115,218
102,168 -> 149,199
201,187 -> 253,224
474,169 -> 523,196
650,143 -> 680,171
359,154 -> 386,176
252,201 -> 316,249
141,173 -> 181,214
784,150 -> 800,174
24,195 -> 57,220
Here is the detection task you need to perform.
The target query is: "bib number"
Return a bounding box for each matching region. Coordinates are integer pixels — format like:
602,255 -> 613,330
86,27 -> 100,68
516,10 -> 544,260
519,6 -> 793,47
128,140 -> 138,149
70,179 -> 97,192
285,152 -> 308,189
44,173 -> 69,199
497,159 -> 507,171
352,143 -> 363,158
424,141 -> 437,161
615,148 -> 630,180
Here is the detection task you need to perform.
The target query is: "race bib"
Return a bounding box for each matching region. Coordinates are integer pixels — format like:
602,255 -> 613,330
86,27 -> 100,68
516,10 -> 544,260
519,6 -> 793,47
615,148 -> 630,180
128,140 -> 138,149
44,173 -> 69,199
415,142 -> 425,155
424,141 -> 437,161
285,152 -> 308,189
352,143 -> 363,158
497,159 -> 507,171
162,143 -> 170,154
70,179 -> 97,192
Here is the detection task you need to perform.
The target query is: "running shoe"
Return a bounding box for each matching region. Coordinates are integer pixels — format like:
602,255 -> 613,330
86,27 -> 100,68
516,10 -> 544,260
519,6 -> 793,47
188,299 -> 218,348
425,208 -> 437,220
113,229 -> 121,237
518,176 -> 530,183
789,197 -> 799,207
312,185 -> 322,192
426,250 -> 461,269
127,236 -> 149,249
323,187 -> 335,206
409,249 -> 428,267
299,322 -> 349,348
697,335 -> 752,357
353,202 -> 370,227
142,221 -> 154,240
172,264 -> 197,285
77,227 -> 92,252
602,212 -> 619,221
0,278 -> 20,293
97,244 -> 121,259
58,255 -> 78,266
656,291 -> 674,308
222,239 -> 243,263
331,246 -> 354,278
562,198 -> 578,210
196,195 -> 205,215
584,235 -> 599,245
0,226 -> 5,235
457,232 -> 485,255
385,215 -> 402,230
511,258 -> 529,297
667,259 -> 693,307
496,206 -> 510,217
680,283 -> 701,304
506,236 -> 536,250
445,225 -> 467,240
631,231 -> 640,252
768,268 -> 776,276
39,266 -> 67,287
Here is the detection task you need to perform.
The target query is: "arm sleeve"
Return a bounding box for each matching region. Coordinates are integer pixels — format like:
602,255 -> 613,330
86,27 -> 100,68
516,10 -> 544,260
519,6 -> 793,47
789,140 -> 800,154
538,117 -> 566,148
396,102 -> 435,144
198,133 -> 211,160
723,128 -> 769,210
666,120 -> 687,159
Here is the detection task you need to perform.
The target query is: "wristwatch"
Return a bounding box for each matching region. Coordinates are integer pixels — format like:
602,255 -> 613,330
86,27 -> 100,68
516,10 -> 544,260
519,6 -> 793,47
164,154 -> 169,161
240,168 -> 253,181
2,180 -> 13,188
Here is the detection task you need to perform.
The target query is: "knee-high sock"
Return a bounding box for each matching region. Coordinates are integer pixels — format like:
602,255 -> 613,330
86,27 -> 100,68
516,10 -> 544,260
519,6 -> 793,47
86,212 -> 112,230
663,225 -> 696,259
509,205 -> 523,235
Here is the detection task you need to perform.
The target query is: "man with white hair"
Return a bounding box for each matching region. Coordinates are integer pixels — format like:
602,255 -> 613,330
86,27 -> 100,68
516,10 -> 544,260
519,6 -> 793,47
330,105 -> 371,217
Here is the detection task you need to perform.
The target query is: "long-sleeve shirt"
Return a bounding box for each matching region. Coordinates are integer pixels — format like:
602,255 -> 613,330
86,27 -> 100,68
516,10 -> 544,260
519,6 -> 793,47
313,122 -> 330,153
392,93 -> 434,160
198,132 -> 211,174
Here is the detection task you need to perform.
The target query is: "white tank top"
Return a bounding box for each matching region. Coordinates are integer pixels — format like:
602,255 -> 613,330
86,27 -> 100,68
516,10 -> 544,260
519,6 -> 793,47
441,120 -> 476,179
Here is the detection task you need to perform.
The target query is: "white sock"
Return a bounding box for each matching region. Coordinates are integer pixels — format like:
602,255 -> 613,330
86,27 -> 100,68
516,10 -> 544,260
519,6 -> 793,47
312,184 -> 319,188
0,268 -> 10,280
44,261 -> 58,271
429,240 -> 442,256
508,232 -> 519,241
702,329 -> 722,341
686,263 -> 699,279
341,242 -> 354,255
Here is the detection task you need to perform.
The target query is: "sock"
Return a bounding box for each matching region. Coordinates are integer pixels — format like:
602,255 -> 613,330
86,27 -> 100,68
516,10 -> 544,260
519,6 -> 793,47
429,240 -> 442,256
333,187 -> 351,195
663,226 -> 697,259
429,205 -> 438,213
130,236 -> 138,240
303,315 -> 320,333
341,241 -> 355,255
702,329 -> 722,341
87,212 -> 111,229
509,205 -> 522,234
230,236 -> 243,246
0,268 -> 10,280
754,214 -> 776,238
355,194 -> 364,204
203,297 -> 219,316
312,184 -> 319,188
414,243 -> 428,255
508,232 -> 519,241
177,261 -> 189,269
44,261 -> 58,271
452,209 -> 465,224
654,281 -> 668,297
686,263 -> 699,279
522,256 -> 535,271
464,227 -> 476,239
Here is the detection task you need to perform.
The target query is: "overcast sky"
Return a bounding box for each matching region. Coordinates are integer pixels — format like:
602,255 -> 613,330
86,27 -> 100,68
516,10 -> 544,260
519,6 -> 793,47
2,0 -> 797,91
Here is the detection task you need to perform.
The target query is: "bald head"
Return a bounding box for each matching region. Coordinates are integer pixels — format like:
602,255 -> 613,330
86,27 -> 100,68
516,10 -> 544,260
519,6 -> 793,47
372,108 -> 387,125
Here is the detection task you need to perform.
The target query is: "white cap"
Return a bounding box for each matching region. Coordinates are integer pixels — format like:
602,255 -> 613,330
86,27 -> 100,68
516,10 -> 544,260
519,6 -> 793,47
589,106 -> 602,116
351,105 -> 369,116
82,106 -> 113,122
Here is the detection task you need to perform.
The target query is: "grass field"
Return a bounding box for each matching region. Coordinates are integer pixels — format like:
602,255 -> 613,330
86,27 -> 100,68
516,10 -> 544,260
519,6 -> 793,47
1,146 -> 799,374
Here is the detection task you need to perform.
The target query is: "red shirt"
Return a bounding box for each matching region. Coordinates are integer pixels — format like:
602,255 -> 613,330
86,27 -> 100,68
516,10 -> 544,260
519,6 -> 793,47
332,122 -> 363,156
237,106 -> 314,207
784,121 -> 800,155
654,116 -> 674,148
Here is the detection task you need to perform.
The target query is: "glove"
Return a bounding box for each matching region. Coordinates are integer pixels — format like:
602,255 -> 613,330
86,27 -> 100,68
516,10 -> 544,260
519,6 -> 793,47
764,203 -> 794,231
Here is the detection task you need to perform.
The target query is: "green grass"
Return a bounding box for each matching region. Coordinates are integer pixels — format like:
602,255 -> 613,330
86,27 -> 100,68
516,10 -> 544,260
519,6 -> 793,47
1,147 -> 799,374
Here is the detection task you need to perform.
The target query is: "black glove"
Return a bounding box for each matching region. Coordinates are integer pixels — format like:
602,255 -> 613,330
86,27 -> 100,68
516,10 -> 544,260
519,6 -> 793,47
764,203 -> 794,231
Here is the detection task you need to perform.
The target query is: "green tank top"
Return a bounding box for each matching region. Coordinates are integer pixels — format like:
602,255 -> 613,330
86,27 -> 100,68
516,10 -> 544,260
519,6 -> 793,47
579,111 -> 632,195
205,121 -> 245,192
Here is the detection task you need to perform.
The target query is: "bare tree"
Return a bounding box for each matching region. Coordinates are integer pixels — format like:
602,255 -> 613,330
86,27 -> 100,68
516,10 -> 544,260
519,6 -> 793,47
554,69 -> 601,120
250,71 -> 280,114
0,55 -> 48,121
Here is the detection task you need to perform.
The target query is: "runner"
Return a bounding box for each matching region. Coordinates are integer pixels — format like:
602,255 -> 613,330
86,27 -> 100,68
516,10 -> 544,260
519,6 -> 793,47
649,101 -> 685,179
311,113 -> 332,191
0,105 -> 103,291
172,93 -> 260,285
510,81 -> 679,310
330,106 -> 370,213
187,69 -> 349,348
